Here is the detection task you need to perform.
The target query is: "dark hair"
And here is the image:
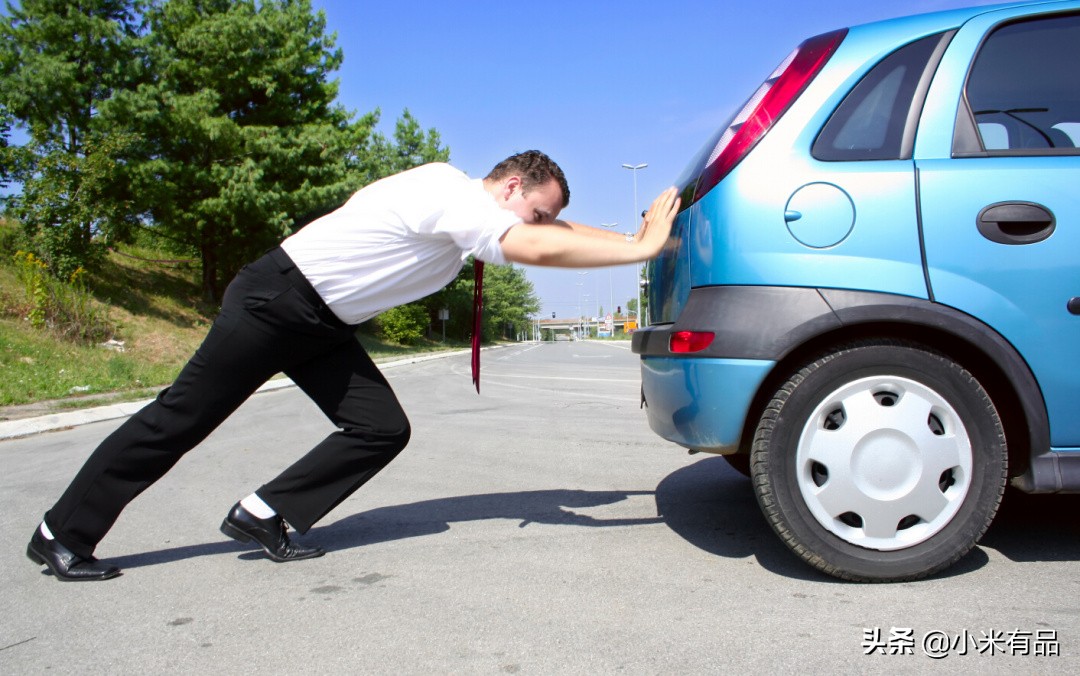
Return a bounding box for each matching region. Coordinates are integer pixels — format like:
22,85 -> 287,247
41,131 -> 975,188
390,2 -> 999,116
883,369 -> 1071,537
485,150 -> 570,208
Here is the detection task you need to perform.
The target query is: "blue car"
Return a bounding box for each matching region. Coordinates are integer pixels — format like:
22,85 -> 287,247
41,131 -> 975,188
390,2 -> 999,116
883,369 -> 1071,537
632,0 -> 1080,581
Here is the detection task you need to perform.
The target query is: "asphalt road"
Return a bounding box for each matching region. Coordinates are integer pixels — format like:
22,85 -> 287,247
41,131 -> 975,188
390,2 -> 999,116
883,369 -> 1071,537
2,340 -> 1079,673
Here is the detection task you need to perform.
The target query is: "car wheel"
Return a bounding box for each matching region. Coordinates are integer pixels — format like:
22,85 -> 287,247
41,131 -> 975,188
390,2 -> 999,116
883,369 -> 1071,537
750,340 -> 1006,582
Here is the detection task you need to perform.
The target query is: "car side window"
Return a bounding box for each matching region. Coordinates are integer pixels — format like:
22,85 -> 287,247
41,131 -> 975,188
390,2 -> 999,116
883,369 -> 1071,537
813,33 -> 948,161
960,13 -> 1080,155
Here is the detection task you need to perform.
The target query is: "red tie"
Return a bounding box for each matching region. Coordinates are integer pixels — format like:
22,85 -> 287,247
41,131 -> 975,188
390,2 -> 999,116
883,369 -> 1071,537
471,260 -> 484,393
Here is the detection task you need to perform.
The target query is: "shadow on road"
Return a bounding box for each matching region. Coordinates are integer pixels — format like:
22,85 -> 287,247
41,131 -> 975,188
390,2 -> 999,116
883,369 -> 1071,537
653,456 -> 840,582
107,459 -> 1080,577
981,487 -> 1080,562
652,455 -> 1080,582
108,489 -> 663,569
313,488 -> 663,550
108,540 -> 255,570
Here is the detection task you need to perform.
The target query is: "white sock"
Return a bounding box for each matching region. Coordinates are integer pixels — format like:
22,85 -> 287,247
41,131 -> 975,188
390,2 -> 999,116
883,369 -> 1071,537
39,522 -> 55,540
240,493 -> 277,519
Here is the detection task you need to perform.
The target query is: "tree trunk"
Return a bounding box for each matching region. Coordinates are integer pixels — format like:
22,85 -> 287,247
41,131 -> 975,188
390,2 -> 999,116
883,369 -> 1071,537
200,243 -> 220,303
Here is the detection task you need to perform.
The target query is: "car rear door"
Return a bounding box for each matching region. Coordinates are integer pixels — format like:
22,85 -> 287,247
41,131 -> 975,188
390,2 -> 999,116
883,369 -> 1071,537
916,8 -> 1080,449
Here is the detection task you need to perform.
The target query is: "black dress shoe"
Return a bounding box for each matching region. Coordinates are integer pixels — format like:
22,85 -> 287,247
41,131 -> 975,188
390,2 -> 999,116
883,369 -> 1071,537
220,502 -> 325,562
26,529 -> 121,582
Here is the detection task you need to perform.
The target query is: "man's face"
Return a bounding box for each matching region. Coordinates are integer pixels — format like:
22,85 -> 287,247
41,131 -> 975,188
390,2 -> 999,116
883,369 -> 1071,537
500,177 -> 564,224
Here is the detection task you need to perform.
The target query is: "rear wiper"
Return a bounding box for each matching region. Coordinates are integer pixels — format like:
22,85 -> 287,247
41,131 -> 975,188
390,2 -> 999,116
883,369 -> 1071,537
973,107 -> 1056,147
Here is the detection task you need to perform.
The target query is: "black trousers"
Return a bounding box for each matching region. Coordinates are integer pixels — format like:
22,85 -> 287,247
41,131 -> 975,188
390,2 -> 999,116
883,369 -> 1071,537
43,248 -> 411,559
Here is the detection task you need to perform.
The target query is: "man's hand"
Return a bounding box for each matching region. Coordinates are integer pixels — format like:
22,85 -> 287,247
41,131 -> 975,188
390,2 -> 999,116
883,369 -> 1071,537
634,188 -> 680,257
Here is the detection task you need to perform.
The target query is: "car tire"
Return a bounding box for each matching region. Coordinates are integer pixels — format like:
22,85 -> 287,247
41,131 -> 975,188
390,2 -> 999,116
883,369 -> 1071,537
750,340 -> 1007,582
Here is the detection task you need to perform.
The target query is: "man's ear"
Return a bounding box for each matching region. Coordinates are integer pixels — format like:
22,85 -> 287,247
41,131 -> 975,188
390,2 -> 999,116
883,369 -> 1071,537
501,175 -> 522,200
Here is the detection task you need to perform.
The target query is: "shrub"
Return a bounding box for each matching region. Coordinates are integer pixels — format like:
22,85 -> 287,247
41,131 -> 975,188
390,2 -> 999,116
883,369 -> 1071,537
375,303 -> 429,345
7,250 -> 115,344
0,217 -> 23,257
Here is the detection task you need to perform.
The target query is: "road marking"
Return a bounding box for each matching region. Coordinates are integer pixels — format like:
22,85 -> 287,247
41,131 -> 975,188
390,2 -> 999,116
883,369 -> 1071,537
479,372 -> 639,384
476,377 -> 638,402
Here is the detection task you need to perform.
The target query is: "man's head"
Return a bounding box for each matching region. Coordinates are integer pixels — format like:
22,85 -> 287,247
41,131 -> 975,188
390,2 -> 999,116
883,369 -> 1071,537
484,150 -> 570,225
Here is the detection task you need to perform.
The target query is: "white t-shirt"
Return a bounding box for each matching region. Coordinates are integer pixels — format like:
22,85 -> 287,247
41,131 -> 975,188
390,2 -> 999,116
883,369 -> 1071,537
281,163 -> 521,325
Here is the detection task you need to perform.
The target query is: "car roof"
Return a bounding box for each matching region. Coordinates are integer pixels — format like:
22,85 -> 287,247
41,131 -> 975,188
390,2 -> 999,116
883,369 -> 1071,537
842,0 -> 1077,36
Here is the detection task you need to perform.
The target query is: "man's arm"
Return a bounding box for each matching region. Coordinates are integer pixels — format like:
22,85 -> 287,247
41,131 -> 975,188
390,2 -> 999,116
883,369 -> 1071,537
555,220 -> 630,241
500,188 -> 679,268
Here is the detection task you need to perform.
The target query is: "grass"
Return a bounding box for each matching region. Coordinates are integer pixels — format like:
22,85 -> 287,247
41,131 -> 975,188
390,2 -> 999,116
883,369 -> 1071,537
0,245 -> 212,407
0,317 -> 186,405
0,244 -> 467,409
358,333 -> 470,358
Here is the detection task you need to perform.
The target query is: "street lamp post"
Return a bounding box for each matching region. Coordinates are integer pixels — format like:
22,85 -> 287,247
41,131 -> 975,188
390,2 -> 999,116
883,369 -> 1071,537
622,162 -> 648,328
601,222 -> 618,336
576,271 -> 589,339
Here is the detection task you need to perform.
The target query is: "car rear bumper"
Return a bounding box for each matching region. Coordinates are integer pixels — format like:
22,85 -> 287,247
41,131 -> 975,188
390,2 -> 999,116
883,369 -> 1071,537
632,285 -> 837,452
634,286 -> 843,360
638,355 -> 773,453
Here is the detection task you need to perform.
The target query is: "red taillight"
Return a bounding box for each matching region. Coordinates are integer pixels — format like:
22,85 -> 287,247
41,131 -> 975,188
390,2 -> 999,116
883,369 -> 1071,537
670,331 -> 715,353
696,29 -> 847,199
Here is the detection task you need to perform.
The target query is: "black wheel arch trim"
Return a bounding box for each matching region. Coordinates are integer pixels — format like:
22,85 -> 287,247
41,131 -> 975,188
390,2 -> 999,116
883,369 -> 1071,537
631,285 -> 1064,493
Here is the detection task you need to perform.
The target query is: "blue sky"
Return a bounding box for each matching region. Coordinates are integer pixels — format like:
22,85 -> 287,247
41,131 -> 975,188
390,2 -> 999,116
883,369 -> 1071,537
310,0 -> 1004,321
0,1 -> 1006,319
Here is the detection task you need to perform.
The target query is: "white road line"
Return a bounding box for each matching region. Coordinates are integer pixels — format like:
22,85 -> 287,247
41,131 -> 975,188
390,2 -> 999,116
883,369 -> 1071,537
477,372 -> 639,384
475,376 -> 638,403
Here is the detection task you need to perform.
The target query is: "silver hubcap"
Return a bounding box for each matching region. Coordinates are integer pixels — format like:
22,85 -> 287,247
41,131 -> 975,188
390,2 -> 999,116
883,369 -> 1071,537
796,376 -> 972,551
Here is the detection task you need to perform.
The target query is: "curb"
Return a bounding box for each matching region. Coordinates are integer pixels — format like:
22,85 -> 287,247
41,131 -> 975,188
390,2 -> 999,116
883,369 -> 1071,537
0,347 -> 483,441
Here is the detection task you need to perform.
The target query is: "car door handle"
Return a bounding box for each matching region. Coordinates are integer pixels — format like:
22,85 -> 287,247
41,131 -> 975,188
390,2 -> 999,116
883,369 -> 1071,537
977,202 -> 1055,244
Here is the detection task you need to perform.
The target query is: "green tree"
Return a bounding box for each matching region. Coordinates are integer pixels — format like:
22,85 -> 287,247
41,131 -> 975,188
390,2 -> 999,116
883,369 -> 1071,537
413,259 -> 539,343
417,261 -> 474,342
0,104 -> 12,192
374,108 -> 449,175
101,0 -> 381,301
0,0 -> 147,277
14,132 -> 139,276
482,262 -> 540,340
